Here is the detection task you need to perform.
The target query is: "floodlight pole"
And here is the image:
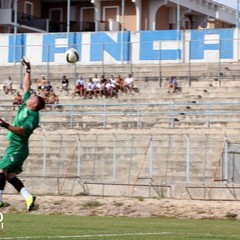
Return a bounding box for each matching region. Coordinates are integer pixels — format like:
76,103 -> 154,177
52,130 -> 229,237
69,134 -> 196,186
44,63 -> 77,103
14,0 -> 18,65
67,0 -> 70,45
121,0 -> 125,63
236,0 -> 240,28
236,0 -> 240,61
177,0 -> 180,61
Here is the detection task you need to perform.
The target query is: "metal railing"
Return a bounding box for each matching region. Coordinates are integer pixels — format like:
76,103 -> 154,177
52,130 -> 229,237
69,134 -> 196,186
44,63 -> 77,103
39,102 -> 240,129
1,102 -> 240,129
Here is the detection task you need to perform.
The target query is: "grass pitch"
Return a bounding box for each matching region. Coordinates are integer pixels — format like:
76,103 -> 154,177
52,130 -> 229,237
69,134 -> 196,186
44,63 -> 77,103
0,213 -> 240,240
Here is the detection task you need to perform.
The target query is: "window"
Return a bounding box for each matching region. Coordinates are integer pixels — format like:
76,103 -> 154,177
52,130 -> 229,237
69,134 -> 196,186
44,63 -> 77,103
49,8 -> 63,32
102,6 -> 119,22
24,1 -> 33,15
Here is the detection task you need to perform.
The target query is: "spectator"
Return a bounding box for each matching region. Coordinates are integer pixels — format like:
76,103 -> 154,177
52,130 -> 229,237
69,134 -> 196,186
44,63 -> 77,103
95,80 -> 105,98
3,76 -> 13,94
101,75 -> 107,84
109,76 -> 118,96
105,79 -> 114,98
60,75 -> 69,95
116,75 -> 124,92
47,92 -> 59,109
92,73 -> 100,84
37,75 -> 47,95
72,76 -> 87,99
123,73 -> 134,94
168,76 -> 178,93
44,81 -> 53,96
42,91 -> 49,105
109,75 -> 115,82
48,92 -> 59,104
87,78 -> 97,98
12,91 -> 23,111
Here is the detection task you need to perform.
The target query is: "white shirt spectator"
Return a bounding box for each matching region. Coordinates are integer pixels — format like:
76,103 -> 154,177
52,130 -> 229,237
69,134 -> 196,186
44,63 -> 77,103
92,73 -> 100,84
96,82 -> 104,91
3,76 -> 13,94
124,75 -> 134,86
123,74 -> 134,94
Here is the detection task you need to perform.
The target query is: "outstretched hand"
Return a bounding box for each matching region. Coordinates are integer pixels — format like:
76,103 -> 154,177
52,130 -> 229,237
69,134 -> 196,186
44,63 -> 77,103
0,119 -> 9,129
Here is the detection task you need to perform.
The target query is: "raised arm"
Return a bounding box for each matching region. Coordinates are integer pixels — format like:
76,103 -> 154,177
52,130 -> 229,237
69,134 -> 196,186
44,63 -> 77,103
0,57 -> 32,134
21,57 -> 32,93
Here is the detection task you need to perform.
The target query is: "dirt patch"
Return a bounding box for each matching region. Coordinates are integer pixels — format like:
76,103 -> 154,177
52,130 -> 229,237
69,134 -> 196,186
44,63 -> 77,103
1,195 -> 240,220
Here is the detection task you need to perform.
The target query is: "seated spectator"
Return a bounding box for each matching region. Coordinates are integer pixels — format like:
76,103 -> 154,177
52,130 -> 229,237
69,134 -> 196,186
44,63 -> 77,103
123,73 -> 134,94
44,81 -> 54,96
109,75 -> 115,82
105,79 -> 117,98
101,75 -> 107,84
60,75 -> 69,95
86,78 -> 97,98
3,76 -> 13,94
48,92 -> 59,105
92,73 -> 100,84
37,75 -> 47,95
116,75 -> 124,92
42,92 -> 49,105
105,79 -> 114,98
72,76 -> 87,99
168,76 -> 178,93
109,75 -> 118,93
95,80 -> 105,98
12,91 -> 23,111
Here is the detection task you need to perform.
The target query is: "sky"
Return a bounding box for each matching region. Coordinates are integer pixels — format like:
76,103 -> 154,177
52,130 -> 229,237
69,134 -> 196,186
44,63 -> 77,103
213,0 -> 237,9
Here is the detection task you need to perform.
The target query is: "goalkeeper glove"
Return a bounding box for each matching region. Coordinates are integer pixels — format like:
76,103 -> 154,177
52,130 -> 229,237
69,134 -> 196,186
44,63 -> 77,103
0,119 -> 9,129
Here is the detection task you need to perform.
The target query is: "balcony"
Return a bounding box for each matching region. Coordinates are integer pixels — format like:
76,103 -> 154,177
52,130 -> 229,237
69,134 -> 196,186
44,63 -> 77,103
0,9 -> 49,33
49,21 -> 96,32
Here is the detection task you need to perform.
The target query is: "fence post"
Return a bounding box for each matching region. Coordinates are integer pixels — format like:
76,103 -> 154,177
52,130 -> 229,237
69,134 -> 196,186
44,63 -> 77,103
148,135 -> 153,179
158,41 -> 162,87
47,45 -> 50,80
77,134 -> 81,177
112,133 -> 116,181
137,103 -> 141,128
207,103 -> 211,128
186,134 -> 190,182
188,40 -> 191,87
130,42 -> 133,75
42,132 -> 47,177
70,111 -> 74,128
223,138 -> 228,182
171,105 -> 175,128
218,41 -> 221,85
102,43 -> 105,76
103,103 -> 107,128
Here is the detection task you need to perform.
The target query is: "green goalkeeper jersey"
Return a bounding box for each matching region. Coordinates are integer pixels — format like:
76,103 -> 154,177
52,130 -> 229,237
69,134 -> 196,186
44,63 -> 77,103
6,91 -> 39,145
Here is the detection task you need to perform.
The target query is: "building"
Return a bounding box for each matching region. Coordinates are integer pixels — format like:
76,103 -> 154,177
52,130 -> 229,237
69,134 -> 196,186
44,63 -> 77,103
0,0 -> 237,33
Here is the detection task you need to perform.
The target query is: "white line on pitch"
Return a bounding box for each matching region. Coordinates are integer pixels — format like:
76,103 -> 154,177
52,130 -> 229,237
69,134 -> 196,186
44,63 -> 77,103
0,232 -> 173,239
1,232 -> 240,239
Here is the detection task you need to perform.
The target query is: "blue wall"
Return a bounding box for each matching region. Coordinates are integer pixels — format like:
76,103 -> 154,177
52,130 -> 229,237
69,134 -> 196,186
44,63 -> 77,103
2,28 -> 236,65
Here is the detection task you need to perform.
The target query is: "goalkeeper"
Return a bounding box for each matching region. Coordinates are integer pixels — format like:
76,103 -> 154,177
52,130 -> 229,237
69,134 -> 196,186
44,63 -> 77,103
0,57 -> 45,211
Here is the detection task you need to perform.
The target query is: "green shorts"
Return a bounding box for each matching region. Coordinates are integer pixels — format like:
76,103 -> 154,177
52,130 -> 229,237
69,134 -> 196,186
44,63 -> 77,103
0,143 -> 29,174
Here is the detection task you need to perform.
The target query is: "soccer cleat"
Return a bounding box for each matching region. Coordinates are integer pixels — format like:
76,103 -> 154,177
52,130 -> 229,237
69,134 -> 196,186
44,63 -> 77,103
26,195 -> 36,211
21,56 -> 31,72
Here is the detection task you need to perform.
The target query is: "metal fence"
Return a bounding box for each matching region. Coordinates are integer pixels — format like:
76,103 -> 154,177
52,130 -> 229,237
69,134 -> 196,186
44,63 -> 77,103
1,119 -> 239,198
14,133 -> 234,184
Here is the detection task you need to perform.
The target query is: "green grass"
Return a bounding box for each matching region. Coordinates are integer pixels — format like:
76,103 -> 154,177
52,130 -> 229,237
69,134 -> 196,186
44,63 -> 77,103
0,213 -> 240,240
